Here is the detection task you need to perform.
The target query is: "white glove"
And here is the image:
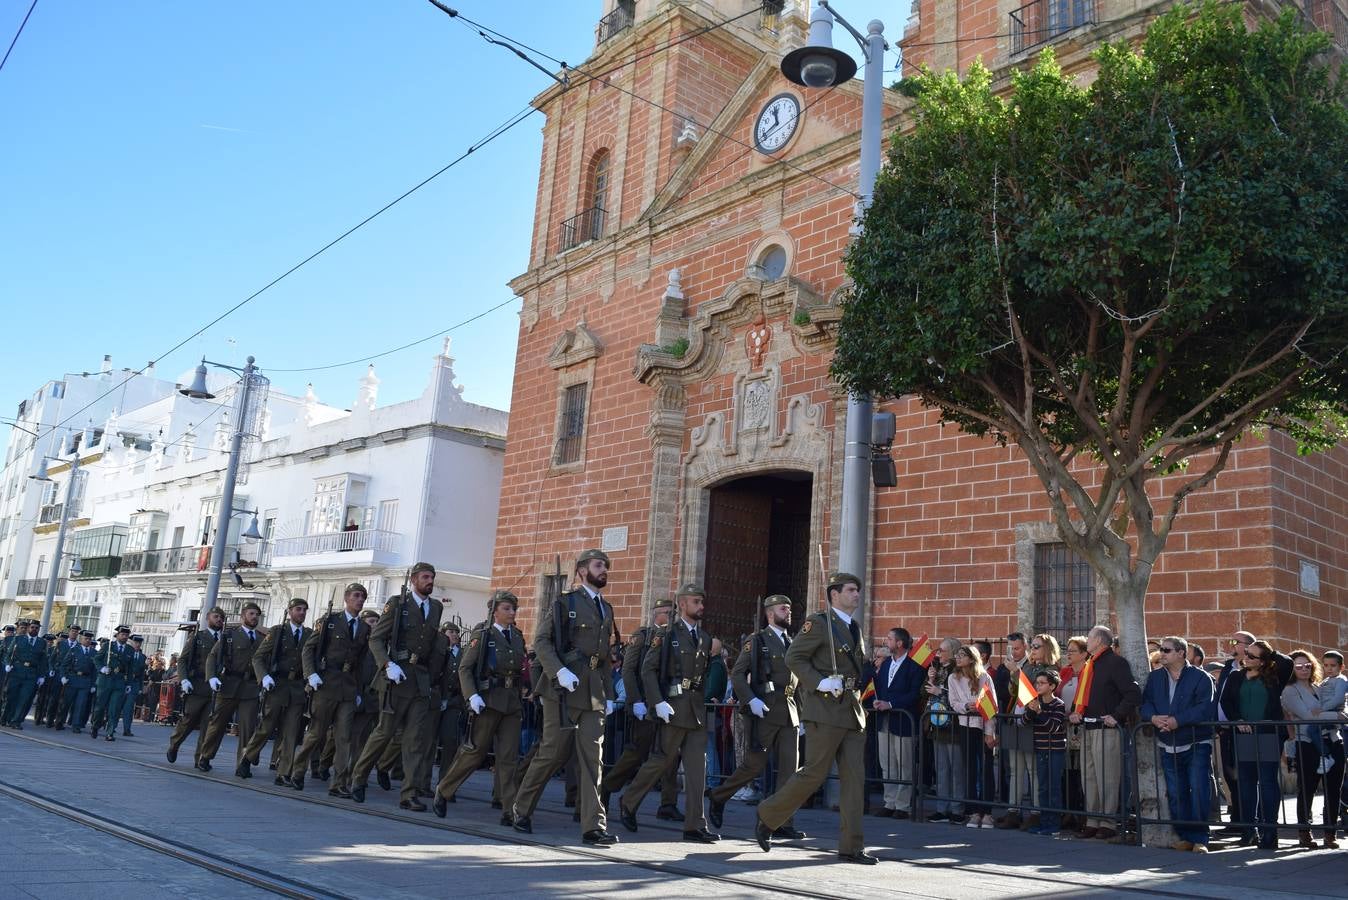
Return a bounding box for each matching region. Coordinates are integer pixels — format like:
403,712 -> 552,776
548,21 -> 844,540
818,675 -> 844,696
308,673 -> 323,690
36,677 -> 45,687
654,700 -> 674,722
3,664 -> 10,673
385,661 -> 405,684
61,677 -> 68,685
181,678 -> 193,694
633,701 -> 647,720
125,686 -> 133,695
90,686 -> 97,694
798,723 -> 806,736
208,677 -> 222,692
605,700 -> 616,716
354,694 -> 363,708
440,699 -> 449,711
261,675 -> 275,691
556,667 -> 579,692
748,697 -> 770,718
469,693 -> 485,714
100,666 -> 111,675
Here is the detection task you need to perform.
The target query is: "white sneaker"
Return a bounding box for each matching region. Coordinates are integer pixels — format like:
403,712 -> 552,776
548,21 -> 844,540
980,814 -> 995,828
966,817 -> 981,829
1318,756 -> 1334,775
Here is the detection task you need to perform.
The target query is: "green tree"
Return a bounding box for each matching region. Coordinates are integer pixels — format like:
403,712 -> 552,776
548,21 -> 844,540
838,3 -> 1348,681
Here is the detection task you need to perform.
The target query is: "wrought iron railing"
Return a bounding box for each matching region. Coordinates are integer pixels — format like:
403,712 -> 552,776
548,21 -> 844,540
1010,0 -> 1095,55
559,205 -> 606,252
596,2 -> 635,44
271,528 -> 401,557
17,577 -> 64,596
119,544 -> 264,575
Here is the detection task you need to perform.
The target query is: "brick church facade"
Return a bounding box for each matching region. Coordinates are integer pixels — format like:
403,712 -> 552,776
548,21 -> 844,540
491,0 -> 1348,658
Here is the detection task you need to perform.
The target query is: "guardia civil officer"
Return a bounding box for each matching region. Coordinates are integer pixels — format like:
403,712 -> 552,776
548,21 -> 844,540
59,630 -> 98,732
90,625 -> 133,740
119,634 -> 148,735
3,619 -> 47,728
753,572 -> 877,864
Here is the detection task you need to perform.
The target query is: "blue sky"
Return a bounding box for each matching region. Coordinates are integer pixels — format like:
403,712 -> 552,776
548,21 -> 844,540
1,0 -> 899,438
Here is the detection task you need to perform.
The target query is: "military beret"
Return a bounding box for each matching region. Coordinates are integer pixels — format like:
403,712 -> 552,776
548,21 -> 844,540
651,597 -> 674,611
360,609 -> 380,621
115,624 -> 131,634
241,601 -> 262,615
490,589 -> 519,608
442,621 -> 461,633
575,548 -> 610,568
676,582 -> 706,598
763,594 -> 792,608
344,582 -> 368,596
208,606 -> 226,618
287,597 -> 309,610
410,562 -> 436,576
827,572 -> 862,590
130,635 -> 144,643
80,630 -> 94,638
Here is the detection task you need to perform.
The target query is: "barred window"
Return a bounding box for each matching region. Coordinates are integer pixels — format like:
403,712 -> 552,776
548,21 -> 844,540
554,383 -> 589,465
1033,542 -> 1095,647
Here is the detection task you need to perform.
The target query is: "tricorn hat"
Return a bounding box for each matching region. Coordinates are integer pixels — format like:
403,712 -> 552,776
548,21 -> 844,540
115,624 -> 131,634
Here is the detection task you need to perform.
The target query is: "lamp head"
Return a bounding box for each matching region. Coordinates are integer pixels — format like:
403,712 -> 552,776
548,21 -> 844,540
240,512 -> 262,542
69,556 -> 83,577
29,457 -> 50,482
180,359 -> 215,400
781,5 -> 857,89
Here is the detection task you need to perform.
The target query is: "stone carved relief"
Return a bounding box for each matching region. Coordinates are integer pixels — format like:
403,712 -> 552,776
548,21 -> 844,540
740,378 -> 772,431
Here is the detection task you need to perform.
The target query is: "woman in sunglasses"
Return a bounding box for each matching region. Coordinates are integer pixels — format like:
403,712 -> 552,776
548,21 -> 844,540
1218,639 -> 1285,849
1280,650 -> 1343,849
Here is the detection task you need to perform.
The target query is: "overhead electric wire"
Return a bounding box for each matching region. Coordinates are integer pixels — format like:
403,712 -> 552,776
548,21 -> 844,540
0,0 -> 38,73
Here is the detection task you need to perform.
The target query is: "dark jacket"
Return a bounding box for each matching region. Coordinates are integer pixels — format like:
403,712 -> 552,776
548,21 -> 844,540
1081,648 -> 1141,721
1218,667 -> 1283,729
1140,664 -> 1215,747
871,654 -> 926,736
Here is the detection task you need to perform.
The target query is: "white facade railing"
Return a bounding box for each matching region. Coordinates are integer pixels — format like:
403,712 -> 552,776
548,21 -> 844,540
271,528 -> 401,557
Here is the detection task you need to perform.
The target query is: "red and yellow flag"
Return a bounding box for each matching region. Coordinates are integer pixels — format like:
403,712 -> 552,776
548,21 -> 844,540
909,634 -> 934,668
860,678 -> 876,703
1073,653 -> 1098,714
1017,668 -> 1038,708
975,684 -> 998,721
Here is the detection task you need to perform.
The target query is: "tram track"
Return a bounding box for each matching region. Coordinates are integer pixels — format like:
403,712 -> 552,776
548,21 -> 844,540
0,729 -> 1240,899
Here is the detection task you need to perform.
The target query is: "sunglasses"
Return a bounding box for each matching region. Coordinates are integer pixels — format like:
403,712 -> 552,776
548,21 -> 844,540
1228,638 -> 1252,647
1030,643 -> 1044,650
1293,662 -> 1313,669
1159,647 -> 1179,653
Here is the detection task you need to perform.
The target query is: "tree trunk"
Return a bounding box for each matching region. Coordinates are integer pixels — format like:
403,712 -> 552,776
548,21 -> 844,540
1112,575 -> 1171,847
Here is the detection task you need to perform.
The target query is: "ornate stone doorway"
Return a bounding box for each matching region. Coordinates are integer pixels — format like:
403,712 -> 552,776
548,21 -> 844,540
701,472 -> 812,644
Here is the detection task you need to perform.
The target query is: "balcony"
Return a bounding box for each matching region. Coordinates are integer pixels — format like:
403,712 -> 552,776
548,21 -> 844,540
1010,0 -> 1095,55
119,544 -> 266,576
559,206 -> 606,253
71,556 -> 121,580
270,528 -> 402,572
38,503 -> 64,525
596,2 -> 634,44
17,577 -> 64,597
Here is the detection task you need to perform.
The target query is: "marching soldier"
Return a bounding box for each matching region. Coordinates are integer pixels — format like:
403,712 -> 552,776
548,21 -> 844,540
350,562 -> 443,808
409,619 -> 453,798
38,625 -> 80,727
753,572 -> 877,864
288,584 -> 371,797
166,607 -> 223,766
31,632 -> 58,725
119,634 -> 148,736
3,619 -> 48,728
511,549 -> 620,847
90,625 -> 134,740
708,595 -> 805,838
323,608 -> 381,784
432,590 -> 526,821
602,597 -> 680,814
198,602 -> 265,774
0,622 -> 17,722
59,630 -> 98,732
432,621 -> 466,790
241,598 -> 313,785
618,583 -> 719,843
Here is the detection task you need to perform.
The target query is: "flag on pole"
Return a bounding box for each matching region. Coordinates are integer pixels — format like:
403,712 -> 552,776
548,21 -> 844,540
975,684 -> 998,721
909,634 -> 934,668
1017,668 -> 1038,708
1073,652 -> 1098,714
860,677 -> 876,703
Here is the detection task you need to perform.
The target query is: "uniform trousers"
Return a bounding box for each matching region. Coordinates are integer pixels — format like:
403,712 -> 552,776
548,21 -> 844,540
197,694 -> 259,767
290,690 -> 355,787
243,692 -> 305,776
353,686 -> 430,803
708,717 -> 798,822
604,715 -> 678,806
167,691 -> 213,761
757,720 -> 866,855
435,708 -> 521,809
513,702 -> 606,834
622,721 -> 707,831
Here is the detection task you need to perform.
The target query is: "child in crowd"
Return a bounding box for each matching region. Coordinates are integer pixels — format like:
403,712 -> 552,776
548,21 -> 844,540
1023,669 -> 1067,836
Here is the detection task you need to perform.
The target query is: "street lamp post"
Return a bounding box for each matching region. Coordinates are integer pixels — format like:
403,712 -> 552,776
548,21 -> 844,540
32,452 -> 81,635
180,356 -> 264,613
782,1 -> 887,612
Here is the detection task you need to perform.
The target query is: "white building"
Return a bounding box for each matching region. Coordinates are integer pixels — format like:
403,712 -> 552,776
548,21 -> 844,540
6,341 -> 507,657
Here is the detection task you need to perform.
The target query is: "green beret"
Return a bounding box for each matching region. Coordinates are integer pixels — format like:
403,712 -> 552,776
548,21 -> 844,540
676,583 -> 706,598
763,594 -> 792,608
651,598 -> 674,611
828,572 -> 862,590
208,606 -> 226,618
442,621 -> 461,633
490,589 -> 519,609
410,562 -> 436,576
241,601 -> 262,615
287,597 -> 309,610
344,582 -> 368,596
575,548 -> 610,569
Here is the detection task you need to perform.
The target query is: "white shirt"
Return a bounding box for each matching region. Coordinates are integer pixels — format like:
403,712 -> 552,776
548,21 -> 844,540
830,607 -> 853,626
768,625 -> 788,645
411,591 -> 430,618
887,652 -> 908,687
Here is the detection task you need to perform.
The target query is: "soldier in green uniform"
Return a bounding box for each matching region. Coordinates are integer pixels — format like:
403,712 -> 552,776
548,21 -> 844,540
197,602 -> 265,773
408,620 -> 454,798
617,583 -> 719,843
288,584 -> 370,796
90,625 -> 133,740
166,608 -> 223,767
512,549 -> 621,847
350,562 -> 443,808
241,598 -> 313,785
432,590 -> 526,821
38,625 -> 80,727
602,598 -> 680,813
3,620 -> 48,728
119,634 -> 149,736
59,629 -> 98,731
324,608 -> 381,784
432,621 -> 465,791
753,572 -> 877,864
708,594 -> 805,838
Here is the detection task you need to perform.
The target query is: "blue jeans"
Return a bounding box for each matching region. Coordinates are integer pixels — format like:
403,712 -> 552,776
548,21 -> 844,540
1160,742 -> 1212,845
1035,749 -> 1065,831
1236,759 -> 1281,844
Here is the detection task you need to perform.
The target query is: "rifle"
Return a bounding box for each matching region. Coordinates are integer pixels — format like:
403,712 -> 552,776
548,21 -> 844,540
260,614 -> 285,718
462,619 -> 494,752
305,600 -> 334,719
553,555 -> 576,732
817,544 -> 841,699
746,598 -> 766,753
383,568 -> 410,715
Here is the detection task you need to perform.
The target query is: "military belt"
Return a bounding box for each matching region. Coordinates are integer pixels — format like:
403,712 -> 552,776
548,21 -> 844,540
490,675 -> 517,688
587,654 -> 603,670
842,676 -> 859,690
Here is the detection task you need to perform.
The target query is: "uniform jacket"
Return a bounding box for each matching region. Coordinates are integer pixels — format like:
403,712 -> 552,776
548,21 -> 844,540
369,593 -> 444,699
302,610 -> 370,703
459,622 -> 526,715
641,618 -> 711,729
6,633 -> 47,680
441,642 -> 465,709
177,628 -> 220,685
731,626 -> 799,728
622,624 -> 659,705
205,625 -> 264,699
534,587 -> 616,713
95,640 -> 134,689
62,643 -> 98,684
871,653 -> 926,736
785,608 -> 868,732
253,622 -> 314,707
125,649 -> 147,691
48,638 -> 79,677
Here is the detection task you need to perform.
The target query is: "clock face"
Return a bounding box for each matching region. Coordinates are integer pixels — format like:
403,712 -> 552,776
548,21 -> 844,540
754,93 -> 801,154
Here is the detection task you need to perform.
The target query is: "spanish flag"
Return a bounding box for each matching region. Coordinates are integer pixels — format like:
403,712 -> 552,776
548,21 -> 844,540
1073,652 -> 1098,714
975,684 -> 998,721
909,634 -> 934,668
860,678 -> 876,703
1017,668 -> 1038,708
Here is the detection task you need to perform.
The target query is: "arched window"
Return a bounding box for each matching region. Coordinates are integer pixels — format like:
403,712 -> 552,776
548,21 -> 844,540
586,150 -> 610,241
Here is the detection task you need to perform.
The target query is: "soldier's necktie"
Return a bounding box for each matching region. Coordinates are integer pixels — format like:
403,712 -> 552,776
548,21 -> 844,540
349,617 -> 356,640
689,626 -> 698,646
594,593 -> 604,620
782,633 -> 791,651
420,601 -> 428,621
293,627 -> 301,645
849,620 -> 861,650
